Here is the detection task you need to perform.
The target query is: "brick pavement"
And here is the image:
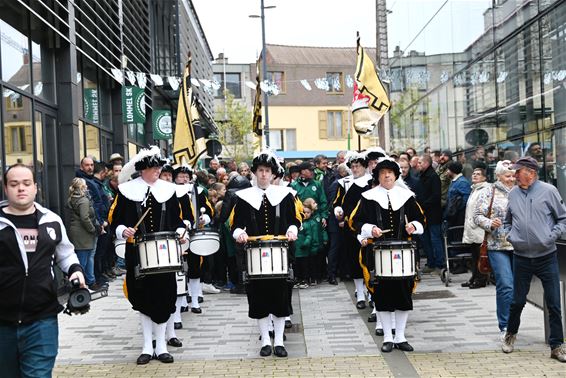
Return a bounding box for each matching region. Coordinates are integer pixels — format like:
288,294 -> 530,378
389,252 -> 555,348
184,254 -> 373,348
53,270 -> 565,377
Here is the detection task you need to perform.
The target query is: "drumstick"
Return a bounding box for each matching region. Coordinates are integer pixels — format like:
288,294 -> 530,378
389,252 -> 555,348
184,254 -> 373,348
133,208 -> 151,230
404,215 -> 409,226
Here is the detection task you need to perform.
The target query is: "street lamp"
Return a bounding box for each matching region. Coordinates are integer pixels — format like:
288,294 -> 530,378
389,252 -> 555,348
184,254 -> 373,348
250,0 -> 276,149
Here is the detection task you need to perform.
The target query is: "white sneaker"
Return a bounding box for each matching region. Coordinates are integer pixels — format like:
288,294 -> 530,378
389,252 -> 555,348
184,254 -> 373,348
202,283 -> 220,294
501,332 -> 516,353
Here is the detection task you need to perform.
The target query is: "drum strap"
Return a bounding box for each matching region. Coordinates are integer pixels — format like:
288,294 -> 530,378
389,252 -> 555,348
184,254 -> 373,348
274,204 -> 280,235
398,205 -> 405,240
135,203 -> 146,234
159,202 -> 166,231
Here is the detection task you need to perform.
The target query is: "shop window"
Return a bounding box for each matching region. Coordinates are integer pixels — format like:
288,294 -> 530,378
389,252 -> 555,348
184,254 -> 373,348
3,90 -> 32,166
0,19 -> 31,93
85,123 -> 100,161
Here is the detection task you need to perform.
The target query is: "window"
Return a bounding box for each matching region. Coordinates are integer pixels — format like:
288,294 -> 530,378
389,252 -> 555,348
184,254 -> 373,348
6,94 -> 23,110
319,111 -> 344,139
326,72 -> 343,93
213,73 -> 242,98
10,127 -> 27,152
266,71 -> 285,93
269,130 -> 284,150
285,129 -> 296,151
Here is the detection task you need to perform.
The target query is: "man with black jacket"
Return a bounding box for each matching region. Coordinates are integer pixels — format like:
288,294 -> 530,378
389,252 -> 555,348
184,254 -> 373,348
0,164 -> 85,377
417,154 -> 444,273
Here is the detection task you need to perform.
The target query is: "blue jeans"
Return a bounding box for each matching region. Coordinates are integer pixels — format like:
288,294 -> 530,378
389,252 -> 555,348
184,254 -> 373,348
0,316 -> 58,378
76,249 -> 95,286
422,224 -> 444,268
507,252 -> 564,349
488,250 -> 514,331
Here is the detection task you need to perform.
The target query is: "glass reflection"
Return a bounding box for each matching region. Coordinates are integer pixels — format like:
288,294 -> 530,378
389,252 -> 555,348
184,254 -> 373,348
1,19 -> 31,92
3,90 -> 33,167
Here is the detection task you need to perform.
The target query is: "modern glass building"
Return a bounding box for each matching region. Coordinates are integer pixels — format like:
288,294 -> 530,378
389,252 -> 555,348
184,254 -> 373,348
387,0 -> 565,205
0,0 -> 214,214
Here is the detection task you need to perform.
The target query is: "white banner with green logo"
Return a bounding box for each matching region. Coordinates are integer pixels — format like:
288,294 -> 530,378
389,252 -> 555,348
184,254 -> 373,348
152,110 -> 172,140
122,86 -> 146,124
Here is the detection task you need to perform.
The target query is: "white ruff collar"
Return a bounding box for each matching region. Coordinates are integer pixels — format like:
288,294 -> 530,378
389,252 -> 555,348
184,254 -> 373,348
361,185 -> 414,211
119,177 -> 176,204
175,184 -> 191,198
353,173 -> 372,188
236,185 -> 291,210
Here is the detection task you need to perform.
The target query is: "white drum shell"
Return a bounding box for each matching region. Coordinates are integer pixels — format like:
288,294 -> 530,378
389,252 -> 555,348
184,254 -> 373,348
137,233 -> 182,274
373,243 -> 415,279
114,239 -> 126,259
176,271 -> 187,296
189,230 -> 220,256
246,242 -> 288,278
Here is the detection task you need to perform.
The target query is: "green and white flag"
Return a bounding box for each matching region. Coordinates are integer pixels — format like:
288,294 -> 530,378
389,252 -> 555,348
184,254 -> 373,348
122,86 -> 146,124
152,110 -> 172,140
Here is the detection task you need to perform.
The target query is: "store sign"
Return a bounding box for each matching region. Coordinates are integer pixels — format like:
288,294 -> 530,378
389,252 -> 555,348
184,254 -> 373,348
152,110 -> 172,140
122,86 -> 145,124
83,88 -> 99,124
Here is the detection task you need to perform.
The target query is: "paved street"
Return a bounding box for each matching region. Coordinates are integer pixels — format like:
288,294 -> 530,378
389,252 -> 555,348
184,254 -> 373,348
53,270 -> 566,377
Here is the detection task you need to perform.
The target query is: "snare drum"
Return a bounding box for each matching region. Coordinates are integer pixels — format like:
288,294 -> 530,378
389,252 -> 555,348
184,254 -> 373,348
245,240 -> 289,280
189,228 -> 220,256
114,239 -> 126,259
176,271 -> 187,296
136,232 -> 182,274
372,240 -> 416,279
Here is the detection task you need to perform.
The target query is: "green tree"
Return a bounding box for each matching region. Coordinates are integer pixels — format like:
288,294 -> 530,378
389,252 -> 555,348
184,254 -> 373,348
215,91 -> 258,162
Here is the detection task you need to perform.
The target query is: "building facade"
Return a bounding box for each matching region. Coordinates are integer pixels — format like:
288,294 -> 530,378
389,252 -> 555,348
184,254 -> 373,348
0,0 -> 214,214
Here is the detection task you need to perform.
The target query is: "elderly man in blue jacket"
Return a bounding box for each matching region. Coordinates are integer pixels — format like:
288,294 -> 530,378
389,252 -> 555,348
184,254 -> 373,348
501,157 -> 566,362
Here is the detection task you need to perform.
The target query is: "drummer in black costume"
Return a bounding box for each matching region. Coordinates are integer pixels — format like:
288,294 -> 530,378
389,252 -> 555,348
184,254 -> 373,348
174,165 -> 213,314
229,150 -> 301,358
350,157 -> 425,353
333,151 -> 375,309
108,146 -> 186,365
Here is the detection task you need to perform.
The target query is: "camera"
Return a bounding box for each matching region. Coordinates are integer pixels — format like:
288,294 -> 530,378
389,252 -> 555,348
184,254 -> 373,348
64,278 -> 107,315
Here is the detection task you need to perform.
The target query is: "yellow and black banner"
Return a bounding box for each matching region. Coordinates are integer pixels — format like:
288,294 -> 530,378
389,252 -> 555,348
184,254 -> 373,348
252,58 -> 262,136
173,55 -> 205,166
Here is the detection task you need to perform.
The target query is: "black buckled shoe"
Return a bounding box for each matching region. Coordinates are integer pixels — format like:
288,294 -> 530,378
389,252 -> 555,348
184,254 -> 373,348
461,280 -> 473,288
274,346 -> 288,357
328,277 -> 338,285
381,342 -> 394,353
394,341 -> 414,352
375,328 -> 384,336
285,320 -> 293,328
368,313 -> 377,323
156,352 -> 174,363
136,353 -> 152,365
198,296 -> 204,303
191,307 -> 202,314
259,345 -> 272,357
180,306 -> 189,313
356,301 -> 366,310
167,337 -> 183,347
174,322 -> 182,329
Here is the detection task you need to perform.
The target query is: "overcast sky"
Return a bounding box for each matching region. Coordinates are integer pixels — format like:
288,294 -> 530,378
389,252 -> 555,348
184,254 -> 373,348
192,0 -> 490,64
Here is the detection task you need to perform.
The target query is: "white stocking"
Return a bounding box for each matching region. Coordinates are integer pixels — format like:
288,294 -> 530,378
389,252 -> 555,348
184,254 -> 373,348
391,311 -> 396,330
268,314 -> 274,332
140,313 -> 154,355
258,317 -> 271,347
166,315 -> 177,340
378,311 -> 394,343
272,316 -> 286,347
154,321 -> 168,355
173,297 -> 183,322
354,279 -> 366,302
189,278 -> 201,308
393,310 -> 409,343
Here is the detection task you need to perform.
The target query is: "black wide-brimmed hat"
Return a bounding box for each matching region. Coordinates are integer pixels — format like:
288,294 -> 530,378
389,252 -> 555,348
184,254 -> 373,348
132,146 -> 168,171
372,157 -> 401,180
173,165 -> 194,179
251,150 -> 281,173
364,147 -> 386,162
345,151 -> 367,168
